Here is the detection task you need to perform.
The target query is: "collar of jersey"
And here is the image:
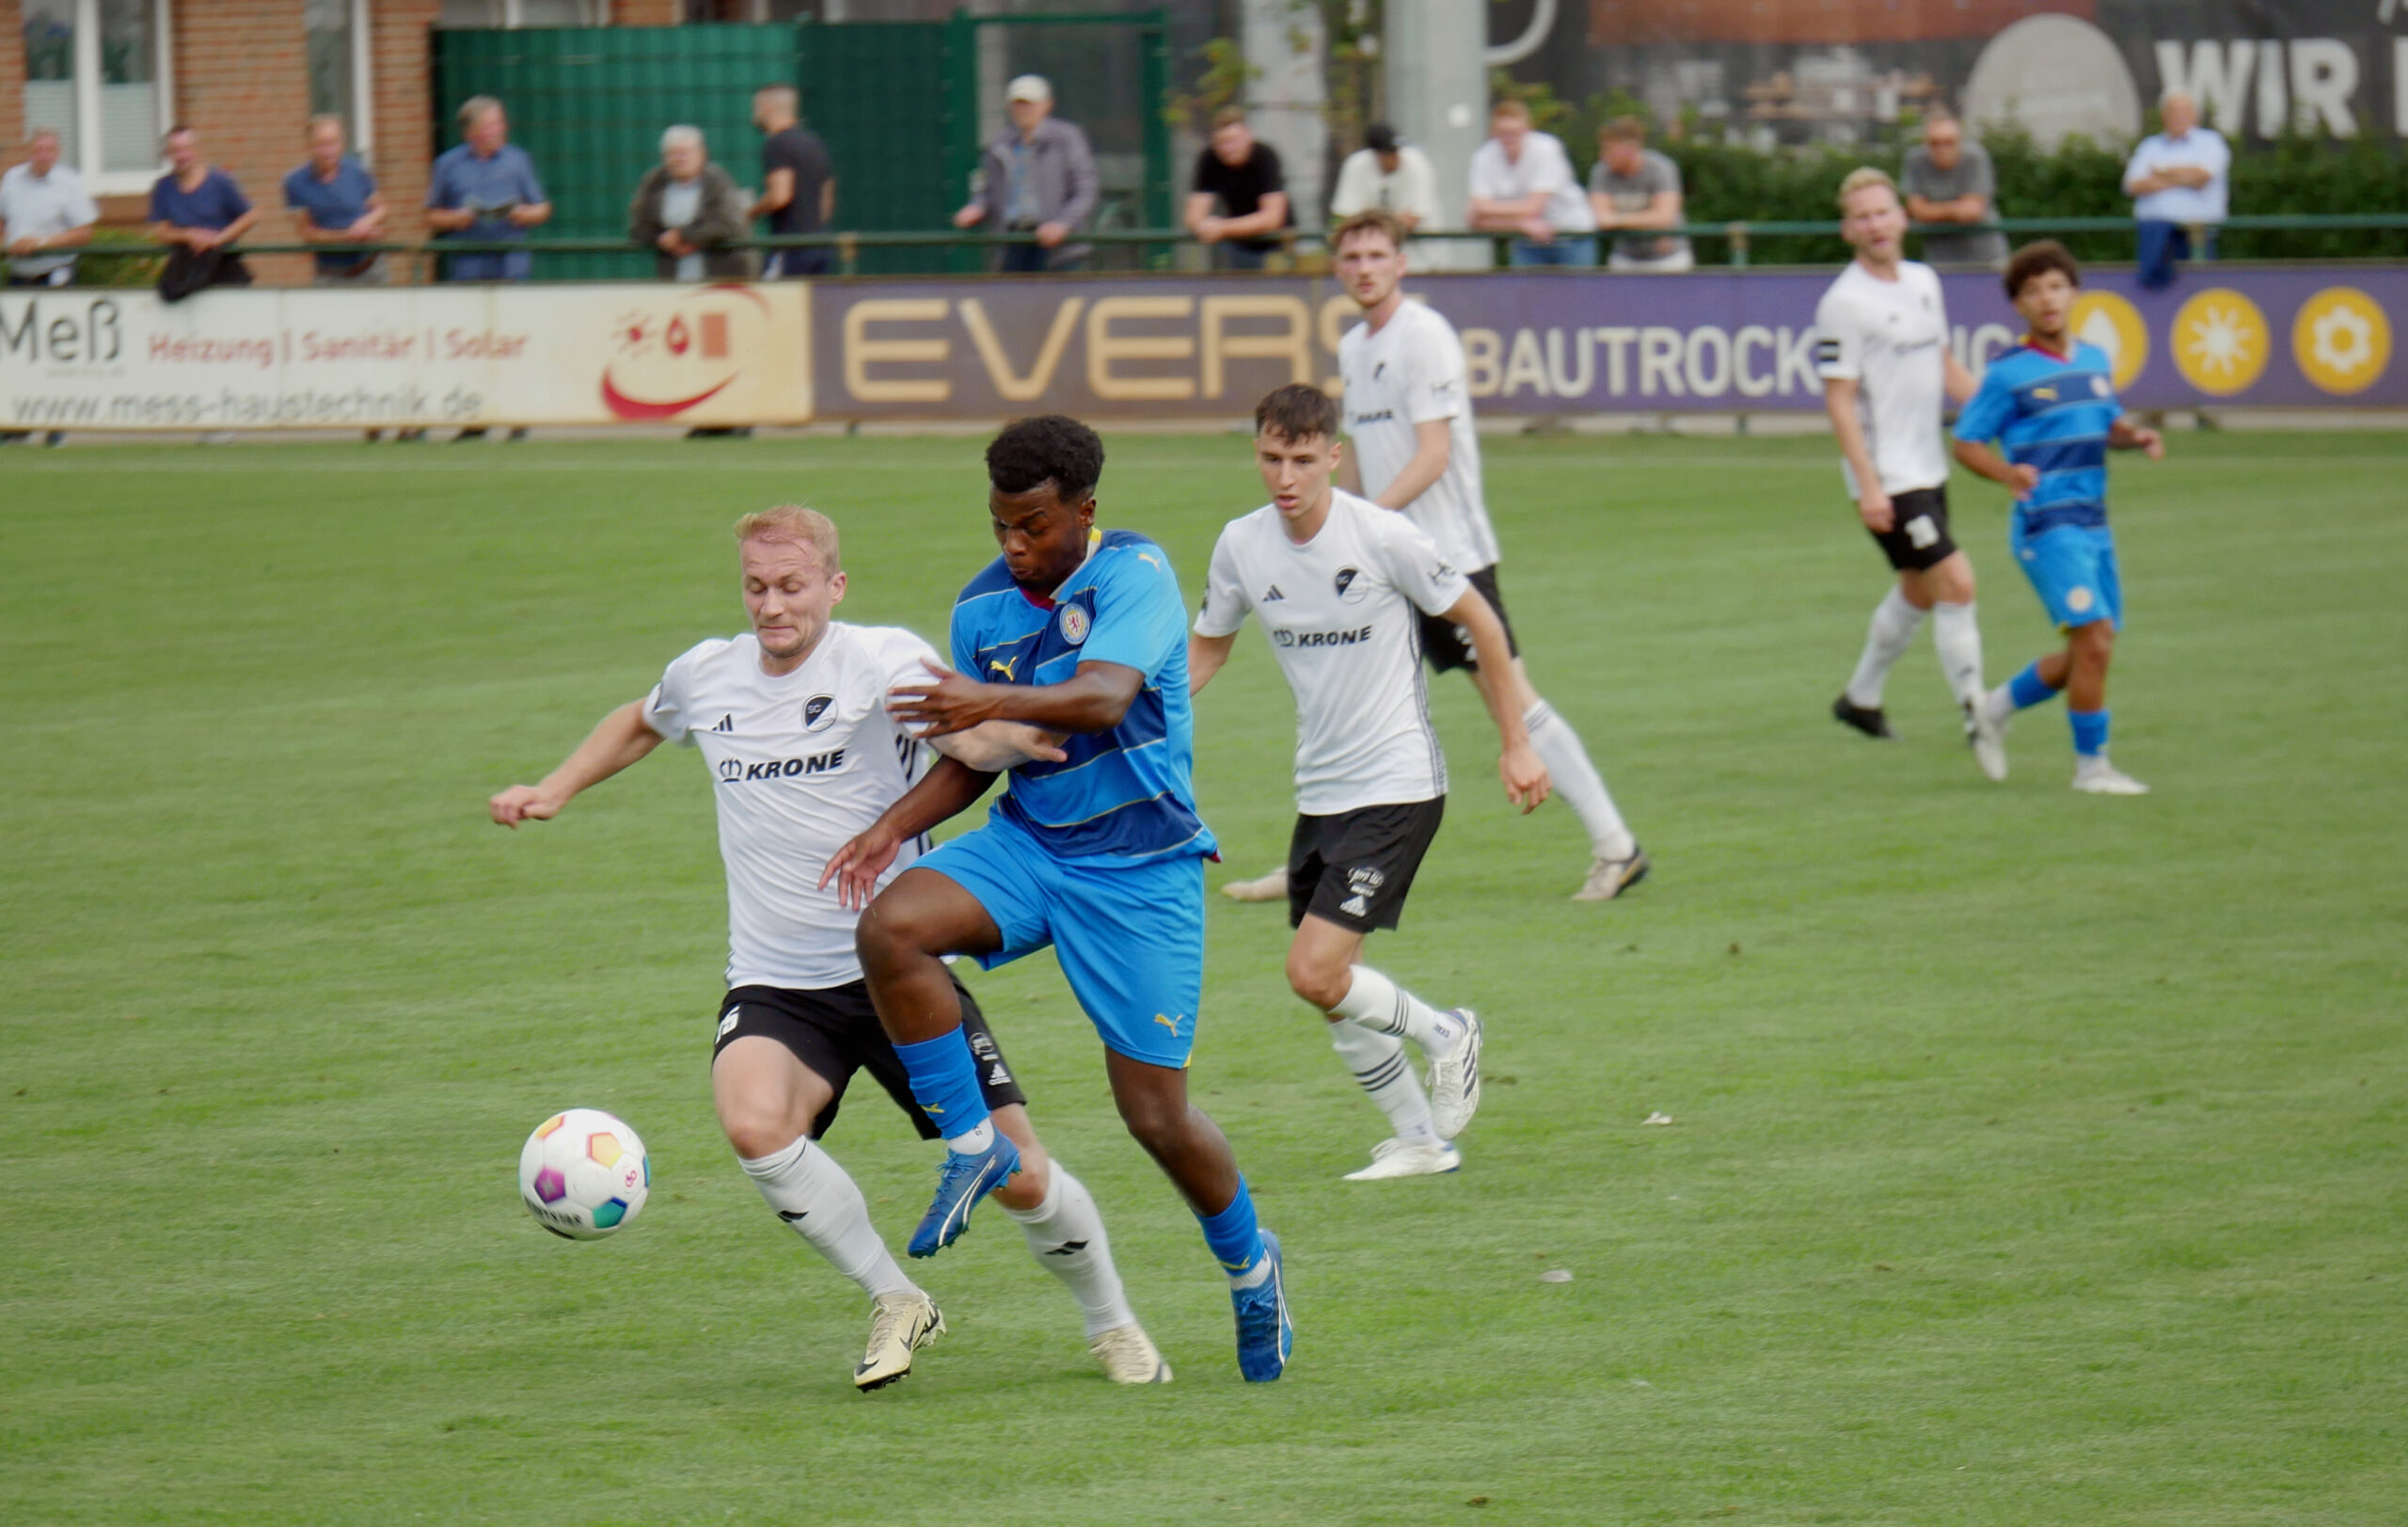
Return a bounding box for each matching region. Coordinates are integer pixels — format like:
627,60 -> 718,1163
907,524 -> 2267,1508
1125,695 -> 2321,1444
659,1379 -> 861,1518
1019,528 -> 1102,611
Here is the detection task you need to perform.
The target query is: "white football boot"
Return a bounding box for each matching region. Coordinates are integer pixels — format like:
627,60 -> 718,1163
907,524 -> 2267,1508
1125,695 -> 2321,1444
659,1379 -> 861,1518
1963,697 -> 2009,782
1425,1010 -> 1484,1140
1342,1137 -> 1464,1180
853,1290 -> 944,1392
1087,1323 -> 1174,1384
2072,757 -> 2149,795
1573,846 -> 1651,903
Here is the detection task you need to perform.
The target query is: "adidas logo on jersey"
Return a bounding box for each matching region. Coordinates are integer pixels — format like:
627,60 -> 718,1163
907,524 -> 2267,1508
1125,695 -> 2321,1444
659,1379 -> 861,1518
709,714 -> 735,733
1263,585 -> 1286,601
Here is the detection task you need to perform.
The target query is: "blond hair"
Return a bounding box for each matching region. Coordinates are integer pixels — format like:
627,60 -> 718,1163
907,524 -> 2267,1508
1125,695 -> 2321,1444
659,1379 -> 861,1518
1836,167 -> 1898,210
734,506 -> 841,572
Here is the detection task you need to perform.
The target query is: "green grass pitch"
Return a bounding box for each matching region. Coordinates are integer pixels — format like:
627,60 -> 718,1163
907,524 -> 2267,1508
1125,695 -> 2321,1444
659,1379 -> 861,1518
3,430 -> 2402,1525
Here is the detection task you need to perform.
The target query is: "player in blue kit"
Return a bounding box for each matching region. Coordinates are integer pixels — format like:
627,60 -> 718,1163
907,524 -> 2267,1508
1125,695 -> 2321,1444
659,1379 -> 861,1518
1952,242 -> 2163,794
823,415 -> 1292,1381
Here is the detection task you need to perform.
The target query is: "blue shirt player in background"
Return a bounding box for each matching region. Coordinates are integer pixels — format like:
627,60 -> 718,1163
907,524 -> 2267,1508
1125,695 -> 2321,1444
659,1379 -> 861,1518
824,415 -> 1293,1381
1953,241 -> 2163,795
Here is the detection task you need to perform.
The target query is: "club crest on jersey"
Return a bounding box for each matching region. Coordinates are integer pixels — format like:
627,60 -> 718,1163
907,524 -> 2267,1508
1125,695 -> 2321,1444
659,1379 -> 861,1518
1334,566 -> 1367,603
1058,604 -> 1091,644
802,694 -> 837,732
2090,375 -> 2111,397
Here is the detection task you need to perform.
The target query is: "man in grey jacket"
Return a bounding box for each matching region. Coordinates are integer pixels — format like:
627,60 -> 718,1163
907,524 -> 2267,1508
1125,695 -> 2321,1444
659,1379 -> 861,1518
629,126 -> 753,281
951,75 -> 1098,273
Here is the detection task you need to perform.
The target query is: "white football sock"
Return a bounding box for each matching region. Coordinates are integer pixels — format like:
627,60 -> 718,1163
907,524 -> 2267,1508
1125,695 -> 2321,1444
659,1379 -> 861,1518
1522,699 -> 1635,860
1000,1163 -> 1136,1338
1327,1019 -> 1437,1144
1846,586 -> 1927,708
946,1119 -> 995,1154
1930,601 -> 1986,708
1331,964 -> 1465,1058
1983,682 -> 2016,726
739,1136 -> 919,1300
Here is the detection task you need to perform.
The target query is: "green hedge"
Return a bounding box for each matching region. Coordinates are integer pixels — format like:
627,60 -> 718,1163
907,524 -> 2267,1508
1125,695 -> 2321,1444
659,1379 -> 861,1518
1502,76 -> 2408,266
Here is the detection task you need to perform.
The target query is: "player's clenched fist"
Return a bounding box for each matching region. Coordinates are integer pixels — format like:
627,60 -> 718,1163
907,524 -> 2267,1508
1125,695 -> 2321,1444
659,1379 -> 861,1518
489,785 -> 563,828
1499,742 -> 1551,815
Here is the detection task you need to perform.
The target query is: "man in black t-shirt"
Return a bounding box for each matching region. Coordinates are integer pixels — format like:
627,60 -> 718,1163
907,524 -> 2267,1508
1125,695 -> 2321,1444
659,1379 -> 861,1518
1185,107 -> 1290,271
750,84 -> 833,278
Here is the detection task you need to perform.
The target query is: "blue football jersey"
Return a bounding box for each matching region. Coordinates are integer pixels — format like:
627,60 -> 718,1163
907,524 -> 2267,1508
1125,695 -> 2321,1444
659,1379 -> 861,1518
1954,340 -> 2123,536
947,530 -> 1216,865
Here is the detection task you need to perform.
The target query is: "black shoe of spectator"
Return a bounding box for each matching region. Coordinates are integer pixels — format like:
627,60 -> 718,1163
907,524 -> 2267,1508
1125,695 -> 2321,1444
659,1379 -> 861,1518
455,427 -> 489,441
507,427 -> 529,442
43,431 -> 64,447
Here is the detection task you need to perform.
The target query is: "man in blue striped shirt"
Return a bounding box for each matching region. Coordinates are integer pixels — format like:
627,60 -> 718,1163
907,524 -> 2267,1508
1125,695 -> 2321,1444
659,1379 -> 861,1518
825,415 -> 1292,1381
1953,242 -> 2163,794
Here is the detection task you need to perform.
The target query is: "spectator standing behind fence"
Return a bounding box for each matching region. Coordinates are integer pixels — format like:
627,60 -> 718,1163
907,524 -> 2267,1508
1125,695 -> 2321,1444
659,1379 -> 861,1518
149,127 -> 258,296
953,75 -> 1098,274
1187,107 -> 1291,270
427,97 -> 550,283
1467,100 -> 1595,267
630,126 -> 752,282
1328,123 -> 1436,233
284,116 -> 387,286
750,84 -> 832,278
2124,91 -> 2228,291
1900,109 -> 2005,269
1587,117 -> 1690,273
3,128 -> 95,290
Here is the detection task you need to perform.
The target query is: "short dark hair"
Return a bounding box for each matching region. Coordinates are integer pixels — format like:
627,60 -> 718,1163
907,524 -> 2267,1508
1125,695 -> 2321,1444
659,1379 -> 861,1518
2004,239 -> 2081,300
987,415 -> 1105,504
1332,209 -> 1404,254
1601,115 -> 1646,145
1255,383 -> 1339,443
1212,106 -> 1247,132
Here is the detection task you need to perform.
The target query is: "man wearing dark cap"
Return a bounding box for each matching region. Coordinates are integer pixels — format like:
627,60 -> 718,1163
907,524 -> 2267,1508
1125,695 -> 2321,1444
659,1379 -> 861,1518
1328,122 -> 1436,232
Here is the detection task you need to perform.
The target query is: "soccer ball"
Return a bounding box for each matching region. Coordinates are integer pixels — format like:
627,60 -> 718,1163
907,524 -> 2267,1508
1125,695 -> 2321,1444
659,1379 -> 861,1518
518,1107 -> 650,1240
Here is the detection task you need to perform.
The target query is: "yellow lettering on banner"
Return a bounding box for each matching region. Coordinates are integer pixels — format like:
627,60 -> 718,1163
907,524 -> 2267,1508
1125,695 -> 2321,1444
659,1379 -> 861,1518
844,298 -> 950,403
1462,328 -> 1503,397
1086,296 -> 1196,401
1317,294 -> 1356,392
1501,329 -> 1548,397
958,297 -> 1085,402
1199,295 -> 1312,398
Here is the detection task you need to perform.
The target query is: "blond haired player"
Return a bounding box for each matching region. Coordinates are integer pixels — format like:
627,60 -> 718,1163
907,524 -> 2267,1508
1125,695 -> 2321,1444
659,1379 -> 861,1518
488,508 -> 1169,1390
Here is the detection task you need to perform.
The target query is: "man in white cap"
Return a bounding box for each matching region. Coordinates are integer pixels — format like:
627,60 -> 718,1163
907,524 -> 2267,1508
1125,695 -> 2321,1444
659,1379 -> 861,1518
953,75 -> 1099,273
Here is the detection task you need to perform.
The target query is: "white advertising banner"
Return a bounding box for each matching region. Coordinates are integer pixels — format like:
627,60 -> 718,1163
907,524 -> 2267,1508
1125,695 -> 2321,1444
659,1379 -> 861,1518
0,281 -> 814,432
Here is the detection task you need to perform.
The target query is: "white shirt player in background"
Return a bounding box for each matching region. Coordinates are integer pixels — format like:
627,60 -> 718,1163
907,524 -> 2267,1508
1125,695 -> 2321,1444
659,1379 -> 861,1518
1814,167 -> 2006,781
1192,384 -> 1547,1180
487,507 -> 1172,1389
1269,207 -> 1646,904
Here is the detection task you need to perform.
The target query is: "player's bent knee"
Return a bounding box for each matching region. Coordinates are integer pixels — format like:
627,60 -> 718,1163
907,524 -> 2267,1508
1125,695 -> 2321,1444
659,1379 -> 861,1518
721,1109 -> 806,1161
1284,951 -> 1352,1012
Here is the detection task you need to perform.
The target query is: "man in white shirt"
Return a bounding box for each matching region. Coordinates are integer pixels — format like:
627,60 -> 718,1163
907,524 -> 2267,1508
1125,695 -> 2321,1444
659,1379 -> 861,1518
1814,168 -> 2004,780
1317,208 -> 1647,901
1466,99 -> 1596,266
1328,122 -> 1438,234
0,127 -> 93,447
1193,384 -> 1546,1179
488,507 -> 1170,1391
2123,91 -> 2229,290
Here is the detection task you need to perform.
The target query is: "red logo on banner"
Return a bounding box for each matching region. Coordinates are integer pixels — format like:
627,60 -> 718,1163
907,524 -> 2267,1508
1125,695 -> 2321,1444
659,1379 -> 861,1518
602,286 -> 762,420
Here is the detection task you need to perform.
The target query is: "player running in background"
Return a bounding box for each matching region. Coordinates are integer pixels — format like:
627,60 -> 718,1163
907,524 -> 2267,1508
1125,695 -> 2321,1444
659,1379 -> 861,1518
1814,167 -> 2007,781
1191,384 -> 1547,1179
1951,241 -> 2163,795
823,417 -> 1293,1382
1219,209 -> 1642,904
488,507 -> 1170,1390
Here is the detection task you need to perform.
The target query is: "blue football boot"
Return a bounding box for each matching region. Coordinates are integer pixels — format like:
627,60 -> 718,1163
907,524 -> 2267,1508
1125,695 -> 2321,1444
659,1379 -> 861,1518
907,1131 -> 1021,1259
1230,1229 -> 1293,1381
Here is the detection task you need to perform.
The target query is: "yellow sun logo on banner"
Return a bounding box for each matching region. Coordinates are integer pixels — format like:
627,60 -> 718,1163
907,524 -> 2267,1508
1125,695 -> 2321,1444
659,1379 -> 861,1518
2290,287 -> 2393,396
2171,288 -> 2271,396
2069,292 -> 2147,390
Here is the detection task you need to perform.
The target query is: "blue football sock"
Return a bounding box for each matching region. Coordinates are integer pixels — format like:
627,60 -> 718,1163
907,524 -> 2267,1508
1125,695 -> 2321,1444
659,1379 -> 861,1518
2008,661 -> 2062,711
2069,708 -> 2109,757
893,1029 -> 991,1145
1196,1177 -> 1269,1286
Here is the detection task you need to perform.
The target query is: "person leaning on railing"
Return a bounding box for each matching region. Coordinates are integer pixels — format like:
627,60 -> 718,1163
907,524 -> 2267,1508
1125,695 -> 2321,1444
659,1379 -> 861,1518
149,125 -> 258,301
629,125 -> 754,282
1467,99 -> 1595,268
1899,106 -> 2005,270
2124,91 -> 2228,291
952,75 -> 1098,275
284,115 -> 388,288
1586,116 -> 1691,273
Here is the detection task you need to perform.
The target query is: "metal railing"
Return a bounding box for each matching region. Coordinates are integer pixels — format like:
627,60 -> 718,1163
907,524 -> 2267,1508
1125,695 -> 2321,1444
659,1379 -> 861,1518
56,213 -> 2408,282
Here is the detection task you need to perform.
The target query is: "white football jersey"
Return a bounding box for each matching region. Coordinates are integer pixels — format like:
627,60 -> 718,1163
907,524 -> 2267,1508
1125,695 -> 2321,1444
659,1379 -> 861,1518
1339,300 -> 1503,573
1813,259 -> 1952,496
1196,489 -> 1471,816
642,622 -> 939,991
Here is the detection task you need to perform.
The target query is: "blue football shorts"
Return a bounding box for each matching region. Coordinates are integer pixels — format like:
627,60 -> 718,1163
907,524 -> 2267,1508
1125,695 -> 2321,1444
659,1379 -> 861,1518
916,812 -> 1207,1069
2014,521 -> 2123,631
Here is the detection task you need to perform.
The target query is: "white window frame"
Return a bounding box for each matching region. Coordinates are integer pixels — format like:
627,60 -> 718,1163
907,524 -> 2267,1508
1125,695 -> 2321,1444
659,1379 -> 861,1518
49,0 -> 176,196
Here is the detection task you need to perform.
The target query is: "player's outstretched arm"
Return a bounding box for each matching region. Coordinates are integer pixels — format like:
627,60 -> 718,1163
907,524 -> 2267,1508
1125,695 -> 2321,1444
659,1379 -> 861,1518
1443,588 -> 1550,814
927,721 -> 1070,771
819,756 -> 999,910
891,660 -> 1144,738
488,700 -> 661,828
1951,437 -> 2038,495
1188,630 -> 1238,695
2108,416 -> 2165,459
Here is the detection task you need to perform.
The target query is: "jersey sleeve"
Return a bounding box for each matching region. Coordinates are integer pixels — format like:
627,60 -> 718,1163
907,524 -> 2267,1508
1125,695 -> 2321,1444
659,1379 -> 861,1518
1376,514 -> 1472,617
1079,544 -> 1187,676
1813,290 -> 1862,380
871,625 -> 947,689
1402,317 -> 1467,423
1192,527 -> 1253,638
1951,365 -> 2015,446
640,641 -> 715,745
